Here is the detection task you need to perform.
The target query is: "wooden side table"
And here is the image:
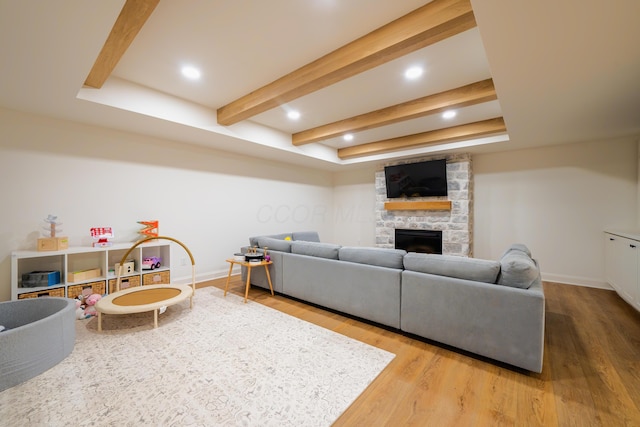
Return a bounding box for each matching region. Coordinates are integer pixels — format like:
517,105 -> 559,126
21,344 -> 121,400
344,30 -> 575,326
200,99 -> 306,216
224,258 -> 274,303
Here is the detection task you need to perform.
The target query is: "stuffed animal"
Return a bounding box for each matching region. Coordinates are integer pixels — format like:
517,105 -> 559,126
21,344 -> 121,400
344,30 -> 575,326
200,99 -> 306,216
83,293 -> 102,317
75,297 -> 90,320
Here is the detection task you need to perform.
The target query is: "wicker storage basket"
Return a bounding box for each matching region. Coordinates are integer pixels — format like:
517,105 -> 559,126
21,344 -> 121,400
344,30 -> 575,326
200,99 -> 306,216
108,275 -> 141,293
67,280 -> 106,299
142,270 -> 170,285
18,287 -> 65,299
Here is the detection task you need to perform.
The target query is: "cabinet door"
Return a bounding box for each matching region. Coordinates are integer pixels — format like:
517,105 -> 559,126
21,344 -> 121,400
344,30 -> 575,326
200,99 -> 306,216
617,237 -> 637,305
604,234 -> 620,290
636,248 -> 640,311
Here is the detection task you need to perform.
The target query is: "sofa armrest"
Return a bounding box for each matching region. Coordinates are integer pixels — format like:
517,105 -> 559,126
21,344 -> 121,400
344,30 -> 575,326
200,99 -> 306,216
401,271 -> 545,372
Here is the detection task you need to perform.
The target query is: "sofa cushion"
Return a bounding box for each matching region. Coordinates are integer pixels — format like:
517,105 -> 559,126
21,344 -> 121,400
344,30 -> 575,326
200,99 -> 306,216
403,252 -> 501,283
291,241 -> 340,259
292,231 -> 321,242
256,236 -> 292,253
249,233 -> 291,247
339,247 -> 406,269
497,250 -> 539,289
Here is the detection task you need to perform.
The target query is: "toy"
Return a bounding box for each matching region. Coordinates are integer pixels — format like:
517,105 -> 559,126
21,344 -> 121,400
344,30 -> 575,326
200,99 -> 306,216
83,293 -> 102,317
138,220 -> 159,239
75,298 -> 90,320
142,256 -> 162,270
90,227 -> 114,247
37,214 -> 68,251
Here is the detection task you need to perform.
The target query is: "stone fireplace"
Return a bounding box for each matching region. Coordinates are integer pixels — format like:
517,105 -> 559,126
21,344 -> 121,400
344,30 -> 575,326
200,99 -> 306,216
375,153 -> 472,257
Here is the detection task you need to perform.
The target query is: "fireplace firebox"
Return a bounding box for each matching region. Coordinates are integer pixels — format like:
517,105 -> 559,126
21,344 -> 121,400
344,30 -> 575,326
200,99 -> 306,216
395,229 -> 442,254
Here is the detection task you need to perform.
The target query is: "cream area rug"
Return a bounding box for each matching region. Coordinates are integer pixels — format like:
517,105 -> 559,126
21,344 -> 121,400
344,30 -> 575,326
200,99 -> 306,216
0,287 -> 394,426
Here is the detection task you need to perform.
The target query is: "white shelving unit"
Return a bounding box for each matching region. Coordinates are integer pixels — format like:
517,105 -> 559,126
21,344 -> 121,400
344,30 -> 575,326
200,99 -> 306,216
604,230 -> 640,312
11,241 -> 171,300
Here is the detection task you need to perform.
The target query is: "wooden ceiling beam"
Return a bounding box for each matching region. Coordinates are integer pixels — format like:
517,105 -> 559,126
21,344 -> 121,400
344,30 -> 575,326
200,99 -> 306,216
217,0 -> 476,126
337,117 -> 506,159
83,0 -> 160,89
292,78 -> 496,146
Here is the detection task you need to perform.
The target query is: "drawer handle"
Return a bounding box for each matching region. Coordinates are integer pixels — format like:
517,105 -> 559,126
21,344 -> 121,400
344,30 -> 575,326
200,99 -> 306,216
631,244 -> 637,249
609,238 -> 615,241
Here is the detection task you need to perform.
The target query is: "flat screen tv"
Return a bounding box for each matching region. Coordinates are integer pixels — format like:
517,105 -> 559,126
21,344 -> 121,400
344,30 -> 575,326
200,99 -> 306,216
384,159 -> 448,198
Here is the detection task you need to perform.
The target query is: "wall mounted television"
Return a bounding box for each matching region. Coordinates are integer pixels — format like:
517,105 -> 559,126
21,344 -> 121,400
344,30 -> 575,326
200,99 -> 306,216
384,159 -> 448,198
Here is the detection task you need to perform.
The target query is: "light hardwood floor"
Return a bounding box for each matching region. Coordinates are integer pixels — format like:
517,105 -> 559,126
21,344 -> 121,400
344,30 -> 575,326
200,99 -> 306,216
205,277 -> 640,426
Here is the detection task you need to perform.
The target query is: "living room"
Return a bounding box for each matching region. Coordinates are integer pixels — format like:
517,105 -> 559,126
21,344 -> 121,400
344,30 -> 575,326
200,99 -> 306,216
1,0 -> 640,425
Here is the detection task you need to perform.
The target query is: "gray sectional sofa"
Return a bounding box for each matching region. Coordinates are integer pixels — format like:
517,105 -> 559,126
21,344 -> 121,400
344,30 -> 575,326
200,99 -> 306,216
241,232 -> 545,373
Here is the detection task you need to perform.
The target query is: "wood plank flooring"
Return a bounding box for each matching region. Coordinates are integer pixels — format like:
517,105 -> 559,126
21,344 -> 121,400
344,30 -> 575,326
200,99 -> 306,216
204,277 -> 640,426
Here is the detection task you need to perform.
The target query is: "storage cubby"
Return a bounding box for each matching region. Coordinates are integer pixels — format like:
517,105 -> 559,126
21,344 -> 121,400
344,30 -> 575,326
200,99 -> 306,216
11,241 -> 171,300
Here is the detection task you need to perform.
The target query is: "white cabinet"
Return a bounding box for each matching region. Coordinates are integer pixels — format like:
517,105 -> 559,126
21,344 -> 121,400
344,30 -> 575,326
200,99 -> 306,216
604,231 -> 640,311
11,242 -> 171,300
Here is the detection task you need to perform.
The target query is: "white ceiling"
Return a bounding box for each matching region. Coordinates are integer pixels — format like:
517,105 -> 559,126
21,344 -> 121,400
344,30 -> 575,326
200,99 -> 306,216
1,0 -> 639,170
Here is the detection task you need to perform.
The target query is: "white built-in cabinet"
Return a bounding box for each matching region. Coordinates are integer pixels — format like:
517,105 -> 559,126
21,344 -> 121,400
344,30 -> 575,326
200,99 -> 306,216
604,231 -> 640,312
11,241 -> 171,300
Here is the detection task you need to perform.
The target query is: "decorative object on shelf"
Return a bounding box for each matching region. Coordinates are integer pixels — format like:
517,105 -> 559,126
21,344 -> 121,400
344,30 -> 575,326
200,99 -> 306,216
141,256 -> 161,270
138,220 -> 159,240
21,270 -> 61,287
90,227 -> 114,247
114,260 -> 135,275
67,268 -> 101,283
37,214 -> 68,251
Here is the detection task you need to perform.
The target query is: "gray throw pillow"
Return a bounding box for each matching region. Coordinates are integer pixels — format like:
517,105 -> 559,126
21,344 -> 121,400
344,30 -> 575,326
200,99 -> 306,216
256,236 -> 292,253
292,231 -> 321,242
291,241 -> 340,259
497,250 -> 539,289
403,252 -> 501,283
339,247 -> 406,269
500,243 -> 532,258
249,233 -> 291,247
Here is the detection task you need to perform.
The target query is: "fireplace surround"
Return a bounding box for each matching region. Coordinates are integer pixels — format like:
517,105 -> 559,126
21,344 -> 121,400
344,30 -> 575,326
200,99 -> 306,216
375,153 -> 472,257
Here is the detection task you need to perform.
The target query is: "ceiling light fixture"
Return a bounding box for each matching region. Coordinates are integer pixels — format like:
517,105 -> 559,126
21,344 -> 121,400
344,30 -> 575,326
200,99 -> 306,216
404,66 -> 423,80
343,133 -> 354,142
181,65 -> 201,80
287,110 -> 301,120
442,110 -> 457,119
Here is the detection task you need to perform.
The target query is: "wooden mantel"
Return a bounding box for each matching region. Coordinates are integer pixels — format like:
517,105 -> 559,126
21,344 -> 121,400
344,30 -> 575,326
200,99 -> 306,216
384,201 -> 452,211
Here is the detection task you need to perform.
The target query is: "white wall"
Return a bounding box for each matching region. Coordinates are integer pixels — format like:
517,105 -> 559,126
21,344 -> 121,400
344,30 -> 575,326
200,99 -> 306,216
473,137 -> 638,288
332,137 -> 638,288
3,108 -> 638,300
0,109 -> 334,301
332,167 -> 377,247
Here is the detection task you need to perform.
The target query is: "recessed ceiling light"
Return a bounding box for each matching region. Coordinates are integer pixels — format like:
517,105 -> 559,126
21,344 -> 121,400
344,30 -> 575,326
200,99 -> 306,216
404,66 -> 423,80
287,110 -> 301,120
442,110 -> 457,119
181,66 -> 201,80
343,133 -> 354,141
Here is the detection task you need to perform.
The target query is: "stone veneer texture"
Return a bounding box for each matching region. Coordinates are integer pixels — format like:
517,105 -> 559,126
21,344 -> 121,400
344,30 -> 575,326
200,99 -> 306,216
375,153 -> 473,257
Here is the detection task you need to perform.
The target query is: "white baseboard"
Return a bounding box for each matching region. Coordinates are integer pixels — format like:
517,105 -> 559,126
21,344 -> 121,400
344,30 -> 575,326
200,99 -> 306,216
172,266 -> 242,286
541,273 -> 613,290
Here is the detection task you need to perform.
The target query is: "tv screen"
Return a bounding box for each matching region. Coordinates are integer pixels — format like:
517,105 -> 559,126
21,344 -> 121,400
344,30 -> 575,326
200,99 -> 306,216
384,159 -> 448,198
